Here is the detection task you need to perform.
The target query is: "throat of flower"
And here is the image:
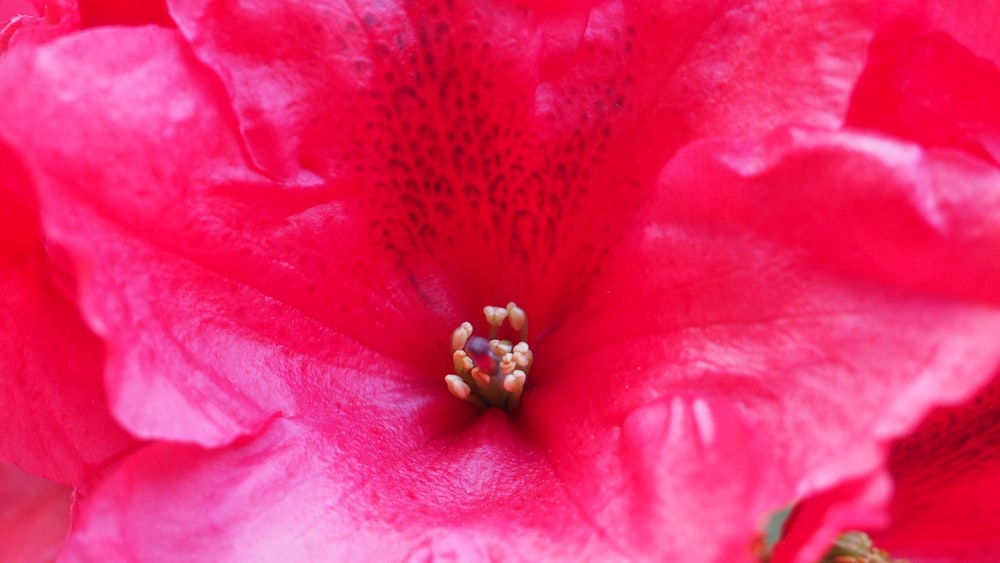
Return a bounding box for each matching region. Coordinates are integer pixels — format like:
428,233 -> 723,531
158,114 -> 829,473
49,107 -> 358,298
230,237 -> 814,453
445,302 -> 532,411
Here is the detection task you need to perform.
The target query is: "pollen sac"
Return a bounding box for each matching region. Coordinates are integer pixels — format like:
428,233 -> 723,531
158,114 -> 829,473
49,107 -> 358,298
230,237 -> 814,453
444,302 -> 532,411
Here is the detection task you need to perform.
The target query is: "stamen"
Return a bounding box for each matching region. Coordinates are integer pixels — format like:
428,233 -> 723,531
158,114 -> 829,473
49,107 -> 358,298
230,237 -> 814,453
453,350 -> 473,373
483,306 -> 508,327
503,369 -> 526,393
444,302 -> 533,411
445,374 -> 471,400
451,322 -> 473,351
506,302 -> 526,332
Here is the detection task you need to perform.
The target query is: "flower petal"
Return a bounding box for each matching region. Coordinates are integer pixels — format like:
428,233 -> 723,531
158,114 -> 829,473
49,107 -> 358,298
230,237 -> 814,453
869,371 -> 1000,561
0,26 -> 505,446
63,416 -> 637,561
77,0 -> 174,27
527,127 -> 1000,558
848,30 -> 1000,164
0,463 -> 71,563
769,471 -> 893,563
0,143 -> 135,485
164,0 -> 871,179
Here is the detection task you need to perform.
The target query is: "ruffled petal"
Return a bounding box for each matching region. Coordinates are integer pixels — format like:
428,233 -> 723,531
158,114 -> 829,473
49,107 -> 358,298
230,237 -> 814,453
0,143 -> 135,485
869,372 -> 1000,561
63,417 -> 638,561
0,26 -> 496,446
0,0 -> 78,52
527,127 -> 1000,558
164,0 -> 871,178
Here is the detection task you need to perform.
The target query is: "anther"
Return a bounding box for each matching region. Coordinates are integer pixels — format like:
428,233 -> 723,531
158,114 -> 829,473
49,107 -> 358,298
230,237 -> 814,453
453,350 -> 473,373
490,339 -> 513,356
483,306 -> 508,327
503,369 -> 526,394
451,322 -> 473,351
499,353 -> 516,375
506,302 -> 526,332
445,374 -> 471,400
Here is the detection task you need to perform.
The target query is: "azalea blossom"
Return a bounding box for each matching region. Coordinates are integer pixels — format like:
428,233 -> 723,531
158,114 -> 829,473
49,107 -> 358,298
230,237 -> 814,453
2,0 -> 1000,561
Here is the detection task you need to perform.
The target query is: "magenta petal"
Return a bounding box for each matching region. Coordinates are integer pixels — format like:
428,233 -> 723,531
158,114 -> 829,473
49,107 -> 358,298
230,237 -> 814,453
63,416 -> 640,561
528,126 -> 1000,558
848,30 -> 1000,164
876,1 -> 1000,69
0,29 -> 295,445
164,0 -> 872,179
524,392 -> 769,560
0,144 -> 135,485
867,373 -> 1000,561
0,463 -> 71,563
770,472 -> 893,563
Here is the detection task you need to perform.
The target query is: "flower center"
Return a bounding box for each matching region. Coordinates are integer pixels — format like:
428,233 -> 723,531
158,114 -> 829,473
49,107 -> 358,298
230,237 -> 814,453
444,302 -> 533,411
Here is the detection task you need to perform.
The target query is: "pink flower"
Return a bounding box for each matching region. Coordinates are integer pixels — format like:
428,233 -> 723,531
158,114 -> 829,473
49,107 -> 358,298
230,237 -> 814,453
2,1 -> 1000,561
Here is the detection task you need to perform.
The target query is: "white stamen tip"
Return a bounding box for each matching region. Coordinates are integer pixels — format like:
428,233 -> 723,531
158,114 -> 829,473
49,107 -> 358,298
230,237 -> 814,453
503,370 -> 526,393
483,306 -> 508,327
451,322 -> 474,351
445,375 -> 471,400
506,302 -> 526,331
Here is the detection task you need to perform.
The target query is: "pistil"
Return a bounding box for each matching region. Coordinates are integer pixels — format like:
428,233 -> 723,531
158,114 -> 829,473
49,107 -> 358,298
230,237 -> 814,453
445,302 -> 532,410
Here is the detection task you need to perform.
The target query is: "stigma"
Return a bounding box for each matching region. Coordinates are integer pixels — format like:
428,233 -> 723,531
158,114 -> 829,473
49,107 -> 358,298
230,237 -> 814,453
445,302 -> 532,411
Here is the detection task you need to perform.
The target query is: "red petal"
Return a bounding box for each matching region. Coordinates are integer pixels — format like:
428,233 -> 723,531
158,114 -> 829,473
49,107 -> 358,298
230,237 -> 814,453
1,0 -> 77,53
875,1 -> 1000,69
164,0 -> 871,179
770,472 -> 893,563
848,31 -> 1000,164
77,0 -> 174,27
0,463 -> 71,563
529,127 -> 1000,557
0,143 -> 135,485
868,372 -> 1000,560
63,417 -> 642,561
0,27 -> 483,446
1,0 -> 39,20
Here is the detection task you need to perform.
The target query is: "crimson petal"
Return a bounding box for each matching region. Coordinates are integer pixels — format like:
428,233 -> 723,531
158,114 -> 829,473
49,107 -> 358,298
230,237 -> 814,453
164,0 -> 872,180
0,142 -> 135,485
62,417 -> 640,561
0,463 -> 71,563
869,372 -> 1000,561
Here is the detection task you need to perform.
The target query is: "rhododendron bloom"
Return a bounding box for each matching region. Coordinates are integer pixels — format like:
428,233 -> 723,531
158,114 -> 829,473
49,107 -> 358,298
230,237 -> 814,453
2,0 -> 1000,561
